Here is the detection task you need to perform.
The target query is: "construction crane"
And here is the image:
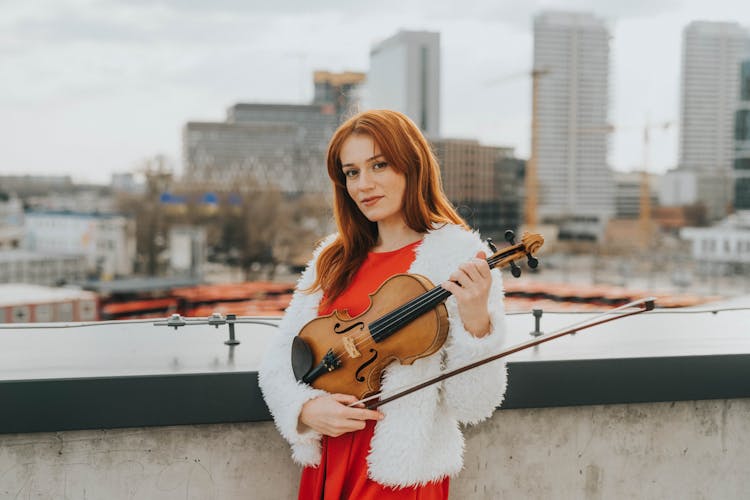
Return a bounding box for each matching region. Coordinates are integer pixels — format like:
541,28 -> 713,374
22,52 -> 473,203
639,120 -> 672,245
526,68 -> 550,229
485,68 -> 549,230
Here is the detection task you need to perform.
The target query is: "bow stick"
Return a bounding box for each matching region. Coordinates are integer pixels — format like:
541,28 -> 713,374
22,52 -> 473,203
350,297 -> 656,410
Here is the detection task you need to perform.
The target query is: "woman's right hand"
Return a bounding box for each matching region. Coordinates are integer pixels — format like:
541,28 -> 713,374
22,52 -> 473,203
298,393 -> 384,437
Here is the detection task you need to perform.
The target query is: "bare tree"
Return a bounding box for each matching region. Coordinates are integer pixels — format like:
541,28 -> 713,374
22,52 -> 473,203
116,155 -> 174,276
118,161 -> 333,280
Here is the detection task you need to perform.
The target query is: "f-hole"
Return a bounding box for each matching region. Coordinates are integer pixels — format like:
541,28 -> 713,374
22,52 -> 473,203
334,322 -> 365,335
355,349 -> 378,382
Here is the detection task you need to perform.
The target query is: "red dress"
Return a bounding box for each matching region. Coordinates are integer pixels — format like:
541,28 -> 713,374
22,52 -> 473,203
298,240 -> 450,500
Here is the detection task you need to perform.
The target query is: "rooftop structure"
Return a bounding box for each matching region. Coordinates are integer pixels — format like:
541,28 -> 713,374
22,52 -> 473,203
1,298 -> 749,496
312,70 -> 366,124
0,283 -> 97,322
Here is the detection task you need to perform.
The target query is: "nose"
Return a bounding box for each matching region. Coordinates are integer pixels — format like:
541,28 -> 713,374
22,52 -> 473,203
356,167 -> 375,191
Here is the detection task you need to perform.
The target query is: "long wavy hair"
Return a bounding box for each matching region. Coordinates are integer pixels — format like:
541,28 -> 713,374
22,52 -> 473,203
307,109 -> 467,305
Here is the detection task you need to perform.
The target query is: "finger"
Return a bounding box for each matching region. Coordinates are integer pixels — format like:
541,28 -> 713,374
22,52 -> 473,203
351,408 -> 384,421
449,268 -> 473,286
475,250 -> 491,276
441,280 -> 461,295
332,393 -> 359,405
459,261 -> 483,283
333,394 -> 382,419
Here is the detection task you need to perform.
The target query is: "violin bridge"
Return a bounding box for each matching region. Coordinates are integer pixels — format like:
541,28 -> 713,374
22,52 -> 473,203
342,336 -> 361,358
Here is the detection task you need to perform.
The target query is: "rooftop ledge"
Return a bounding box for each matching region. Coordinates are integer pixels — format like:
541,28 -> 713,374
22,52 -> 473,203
1,297 -> 750,435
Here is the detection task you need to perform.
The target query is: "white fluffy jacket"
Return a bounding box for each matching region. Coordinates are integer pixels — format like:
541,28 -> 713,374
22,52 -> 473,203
258,224 -> 508,488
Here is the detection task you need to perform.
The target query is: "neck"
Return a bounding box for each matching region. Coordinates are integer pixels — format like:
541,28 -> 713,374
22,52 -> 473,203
373,219 -> 422,252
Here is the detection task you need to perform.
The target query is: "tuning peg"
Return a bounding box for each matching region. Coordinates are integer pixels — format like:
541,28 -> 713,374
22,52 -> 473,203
486,238 -> 497,253
510,260 -> 522,278
527,254 -> 539,269
504,230 -> 516,245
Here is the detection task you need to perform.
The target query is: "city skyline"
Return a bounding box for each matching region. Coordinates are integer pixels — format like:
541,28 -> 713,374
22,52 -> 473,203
3,0 -> 750,184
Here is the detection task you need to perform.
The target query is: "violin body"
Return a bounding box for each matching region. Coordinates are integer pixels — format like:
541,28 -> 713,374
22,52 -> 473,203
293,273 -> 448,399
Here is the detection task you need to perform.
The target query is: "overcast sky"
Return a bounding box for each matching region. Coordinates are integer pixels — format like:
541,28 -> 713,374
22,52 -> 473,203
2,0 -> 749,184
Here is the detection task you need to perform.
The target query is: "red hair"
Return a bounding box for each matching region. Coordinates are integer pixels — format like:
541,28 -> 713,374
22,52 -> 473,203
307,109 -> 466,304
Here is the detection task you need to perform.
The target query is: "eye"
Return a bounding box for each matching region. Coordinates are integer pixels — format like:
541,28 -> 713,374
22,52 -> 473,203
343,169 -> 359,178
373,161 -> 388,170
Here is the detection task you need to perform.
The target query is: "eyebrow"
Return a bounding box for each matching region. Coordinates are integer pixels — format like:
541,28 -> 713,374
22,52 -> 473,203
341,154 -> 385,168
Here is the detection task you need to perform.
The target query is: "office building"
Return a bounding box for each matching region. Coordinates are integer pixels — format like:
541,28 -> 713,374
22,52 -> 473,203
679,21 -> 749,219
533,11 -> 614,239
368,30 -> 441,137
183,103 -> 338,194
0,192 -> 24,251
24,211 -> 135,280
613,171 -> 659,219
0,251 -> 87,287
432,139 -> 522,237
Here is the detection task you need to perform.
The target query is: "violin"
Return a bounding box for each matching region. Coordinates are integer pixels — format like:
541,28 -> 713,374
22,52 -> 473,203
291,231 -> 544,400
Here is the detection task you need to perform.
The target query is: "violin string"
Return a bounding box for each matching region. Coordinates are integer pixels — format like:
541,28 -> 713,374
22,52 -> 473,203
367,286 -> 447,341
330,285 -> 448,364
331,281 -> 452,363
342,279 -> 449,351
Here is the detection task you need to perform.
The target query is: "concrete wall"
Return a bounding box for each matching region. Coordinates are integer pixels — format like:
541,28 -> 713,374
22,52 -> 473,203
2,399 -> 749,499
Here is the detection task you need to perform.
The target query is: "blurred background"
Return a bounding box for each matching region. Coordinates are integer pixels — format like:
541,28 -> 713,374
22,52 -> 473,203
2,0 -> 750,322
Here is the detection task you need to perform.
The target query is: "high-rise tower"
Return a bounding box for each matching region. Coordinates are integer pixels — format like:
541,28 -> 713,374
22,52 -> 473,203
533,11 -> 614,239
367,30 -> 440,137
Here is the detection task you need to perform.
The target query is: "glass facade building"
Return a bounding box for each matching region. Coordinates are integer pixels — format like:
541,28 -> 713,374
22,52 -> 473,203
679,21 -> 749,220
736,60 -> 750,212
432,139 -> 522,238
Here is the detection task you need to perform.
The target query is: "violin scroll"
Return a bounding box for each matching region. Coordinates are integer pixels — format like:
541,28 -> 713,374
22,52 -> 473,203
488,231 -> 544,278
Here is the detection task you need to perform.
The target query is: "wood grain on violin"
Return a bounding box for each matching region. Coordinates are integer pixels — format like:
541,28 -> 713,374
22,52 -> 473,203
291,231 -> 544,400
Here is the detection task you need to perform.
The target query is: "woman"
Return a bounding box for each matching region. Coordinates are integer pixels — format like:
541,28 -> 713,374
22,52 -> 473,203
259,109 -> 508,498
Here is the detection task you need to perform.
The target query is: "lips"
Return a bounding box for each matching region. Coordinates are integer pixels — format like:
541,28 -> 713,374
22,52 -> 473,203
360,196 -> 383,206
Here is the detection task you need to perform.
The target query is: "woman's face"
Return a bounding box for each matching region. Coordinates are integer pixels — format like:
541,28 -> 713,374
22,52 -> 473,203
339,134 -> 406,226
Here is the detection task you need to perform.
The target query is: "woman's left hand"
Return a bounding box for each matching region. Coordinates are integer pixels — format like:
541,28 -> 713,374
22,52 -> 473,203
441,250 -> 492,338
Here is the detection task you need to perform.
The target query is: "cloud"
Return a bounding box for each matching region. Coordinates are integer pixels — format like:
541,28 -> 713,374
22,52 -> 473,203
2,0 -> 749,183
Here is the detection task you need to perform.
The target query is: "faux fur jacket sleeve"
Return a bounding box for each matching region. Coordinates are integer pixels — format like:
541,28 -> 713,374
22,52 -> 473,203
257,234 -> 335,465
